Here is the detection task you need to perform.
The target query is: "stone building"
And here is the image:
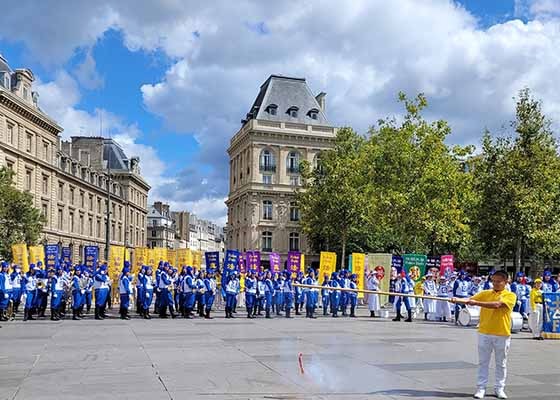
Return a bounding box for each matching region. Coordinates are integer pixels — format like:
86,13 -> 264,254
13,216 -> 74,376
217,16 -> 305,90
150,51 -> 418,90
171,210 -> 225,254
147,202 -> 175,249
0,54 -> 150,262
226,75 -> 336,266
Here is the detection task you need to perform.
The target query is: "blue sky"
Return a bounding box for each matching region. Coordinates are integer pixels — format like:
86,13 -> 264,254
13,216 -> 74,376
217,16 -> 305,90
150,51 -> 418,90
1,0 -> 559,224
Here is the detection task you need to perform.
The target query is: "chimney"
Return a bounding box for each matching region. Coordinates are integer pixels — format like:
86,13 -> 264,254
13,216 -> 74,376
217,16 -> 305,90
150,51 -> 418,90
316,92 -> 326,112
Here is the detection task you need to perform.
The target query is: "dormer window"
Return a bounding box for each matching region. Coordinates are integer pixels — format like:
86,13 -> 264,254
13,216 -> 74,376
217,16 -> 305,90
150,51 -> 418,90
307,108 -> 319,120
287,106 -> 299,118
266,104 -> 278,116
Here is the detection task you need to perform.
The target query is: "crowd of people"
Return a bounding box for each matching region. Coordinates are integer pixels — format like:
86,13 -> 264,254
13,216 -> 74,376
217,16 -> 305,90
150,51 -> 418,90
0,260 -> 556,338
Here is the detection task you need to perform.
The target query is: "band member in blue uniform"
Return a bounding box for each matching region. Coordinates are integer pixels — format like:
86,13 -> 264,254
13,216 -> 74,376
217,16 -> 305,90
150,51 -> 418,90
181,266 -> 195,318
283,270 -> 294,318
338,270 -> 348,316
49,268 -> 63,321
175,267 -> 186,315
94,265 -> 110,320
36,265 -> 49,318
256,272 -> 266,317
393,272 -> 413,322
542,270 -> 558,293
83,268 -> 94,314
452,270 -> 470,324
204,269 -> 217,319
71,266 -> 85,320
511,272 -> 530,317
136,266 -> 145,314
10,265 -> 22,315
22,266 -> 37,321
141,266 -> 154,319
225,271 -> 239,318
294,271 -> 303,316
264,270 -> 274,319
321,272 -> 330,316
275,272 -> 285,315
0,262 -> 12,321
348,274 -> 358,318
245,269 -> 257,318
194,270 -> 206,317
303,269 -> 317,318
158,264 -> 177,318
119,266 -> 132,320
329,271 -> 340,317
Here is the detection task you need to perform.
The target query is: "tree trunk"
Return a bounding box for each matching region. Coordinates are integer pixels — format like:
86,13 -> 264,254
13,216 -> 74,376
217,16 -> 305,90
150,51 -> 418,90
514,238 -> 522,274
341,229 -> 347,271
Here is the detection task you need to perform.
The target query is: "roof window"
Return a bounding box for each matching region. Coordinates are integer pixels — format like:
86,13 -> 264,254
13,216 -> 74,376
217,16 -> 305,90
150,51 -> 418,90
266,104 -> 278,116
307,108 -> 319,120
287,106 -> 299,118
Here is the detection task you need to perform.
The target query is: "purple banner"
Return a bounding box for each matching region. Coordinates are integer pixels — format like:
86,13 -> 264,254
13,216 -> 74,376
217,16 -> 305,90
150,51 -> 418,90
391,255 -> 403,274
287,251 -> 301,274
239,254 -> 247,274
245,250 -> 261,272
269,253 -> 281,273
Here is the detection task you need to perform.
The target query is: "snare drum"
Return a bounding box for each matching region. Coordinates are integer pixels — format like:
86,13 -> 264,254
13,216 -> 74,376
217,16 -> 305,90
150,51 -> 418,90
511,312 -> 523,333
458,306 -> 480,327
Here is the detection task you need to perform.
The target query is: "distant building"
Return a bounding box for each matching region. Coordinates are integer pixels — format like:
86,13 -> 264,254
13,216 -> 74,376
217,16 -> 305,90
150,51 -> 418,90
147,202 -> 175,249
226,75 -> 336,265
0,54 -> 149,262
171,210 -> 225,254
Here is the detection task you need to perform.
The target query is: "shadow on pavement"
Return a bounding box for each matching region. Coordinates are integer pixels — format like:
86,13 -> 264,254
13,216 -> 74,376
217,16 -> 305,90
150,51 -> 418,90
369,389 -> 472,398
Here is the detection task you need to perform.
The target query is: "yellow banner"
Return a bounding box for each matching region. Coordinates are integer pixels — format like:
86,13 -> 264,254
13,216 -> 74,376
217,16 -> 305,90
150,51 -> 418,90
28,245 -> 45,266
351,253 -> 366,299
109,245 -> 126,274
11,243 -> 29,272
192,250 -> 202,269
134,247 -> 149,272
154,247 -> 167,264
301,254 -> 306,272
319,251 -> 337,278
167,249 -> 177,266
367,253 -> 392,305
177,248 -> 193,267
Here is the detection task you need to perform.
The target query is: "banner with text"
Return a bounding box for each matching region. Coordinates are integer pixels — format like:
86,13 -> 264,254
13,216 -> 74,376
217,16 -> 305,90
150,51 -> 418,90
426,255 -> 440,277
109,246 -> 126,273
84,246 -> 99,270
367,253 -> 392,305
543,292 -> 560,340
11,243 -> 29,272
29,245 -> 45,267
440,254 -> 455,277
134,247 -> 149,272
288,251 -> 302,275
319,251 -> 337,278
44,245 -> 59,269
167,249 -> 177,266
192,250 -> 202,269
351,252 -> 366,298
205,251 -> 220,270
269,252 -> 281,273
391,255 -> 403,276
61,247 -> 72,265
177,248 -> 193,267
246,250 -> 261,272
403,253 -> 427,282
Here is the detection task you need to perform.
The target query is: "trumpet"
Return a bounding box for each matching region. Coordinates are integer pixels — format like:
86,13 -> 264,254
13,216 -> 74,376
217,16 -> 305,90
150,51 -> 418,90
37,280 -> 46,290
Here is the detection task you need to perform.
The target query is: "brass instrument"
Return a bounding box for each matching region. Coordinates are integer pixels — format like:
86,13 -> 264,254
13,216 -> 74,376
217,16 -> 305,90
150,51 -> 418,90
37,280 -> 46,290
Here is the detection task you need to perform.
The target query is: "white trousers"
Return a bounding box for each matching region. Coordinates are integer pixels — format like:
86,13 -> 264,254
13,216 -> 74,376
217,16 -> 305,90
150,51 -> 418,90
368,293 -> 380,311
477,333 -> 511,391
529,304 -> 543,338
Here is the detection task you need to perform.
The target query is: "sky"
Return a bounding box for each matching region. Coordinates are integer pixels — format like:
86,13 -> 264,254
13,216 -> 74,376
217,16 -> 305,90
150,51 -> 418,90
1,0 -> 560,225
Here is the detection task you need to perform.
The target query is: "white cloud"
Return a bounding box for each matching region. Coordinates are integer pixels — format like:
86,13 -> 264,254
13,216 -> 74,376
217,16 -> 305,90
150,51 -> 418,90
74,50 -> 104,90
6,0 -> 560,224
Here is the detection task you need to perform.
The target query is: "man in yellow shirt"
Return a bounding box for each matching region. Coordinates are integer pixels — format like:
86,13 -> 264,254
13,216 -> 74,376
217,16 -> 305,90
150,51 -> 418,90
452,270 -> 516,400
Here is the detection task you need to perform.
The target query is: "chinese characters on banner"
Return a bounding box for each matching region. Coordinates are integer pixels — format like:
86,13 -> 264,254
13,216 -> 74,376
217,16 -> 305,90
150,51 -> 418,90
319,251 -> 337,278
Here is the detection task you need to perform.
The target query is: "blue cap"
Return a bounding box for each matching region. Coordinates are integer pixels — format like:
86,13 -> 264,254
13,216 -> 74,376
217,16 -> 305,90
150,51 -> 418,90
186,266 -> 193,274
544,270 -> 552,277
516,271 -> 525,278
122,267 -> 130,274
331,272 -> 338,279
351,274 -> 357,279
100,265 -> 108,271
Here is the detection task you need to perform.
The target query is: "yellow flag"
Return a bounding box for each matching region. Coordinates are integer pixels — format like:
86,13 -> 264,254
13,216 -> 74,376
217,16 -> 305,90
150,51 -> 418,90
167,249 -> 177,266
147,248 -> 156,267
319,251 -> 337,278
154,247 -> 167,264
109,245 -> 125,274
351,253 -> 366,298
134,247 -> 149,272
192,250 -> 202,268
300,253 -> 306,272
28,245 -> 45,266
177,248 -> 193,267
12,243 -> 29,272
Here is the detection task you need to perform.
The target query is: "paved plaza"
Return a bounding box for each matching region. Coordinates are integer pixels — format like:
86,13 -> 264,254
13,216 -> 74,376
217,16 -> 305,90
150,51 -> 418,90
1,308 -> 559,400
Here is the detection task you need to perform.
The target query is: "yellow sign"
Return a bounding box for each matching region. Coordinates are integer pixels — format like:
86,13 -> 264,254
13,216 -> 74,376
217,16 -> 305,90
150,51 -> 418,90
319,251 -> 337,278
167,249 -> 177,266
351,253 -> 366,299
109,245 -> 126,274
177,248 -> 193,267
366,253 -> 392,305
134,247 -> 149,272
192,250 -> 202,269
152,247 -> 167,264
11,243 -> 29,272
28,245 -> 45,266
147,248 -> 156,267
301,254 -> 305,272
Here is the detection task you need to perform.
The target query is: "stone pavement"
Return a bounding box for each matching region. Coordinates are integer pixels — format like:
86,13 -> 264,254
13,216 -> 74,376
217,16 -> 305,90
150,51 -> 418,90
1,308 -> 559,400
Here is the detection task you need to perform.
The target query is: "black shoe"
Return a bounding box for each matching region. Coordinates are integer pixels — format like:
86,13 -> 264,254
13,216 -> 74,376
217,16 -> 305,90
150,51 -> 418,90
23,309 -> 29,321
392,315 -> 402,322
370,311 -> 375,318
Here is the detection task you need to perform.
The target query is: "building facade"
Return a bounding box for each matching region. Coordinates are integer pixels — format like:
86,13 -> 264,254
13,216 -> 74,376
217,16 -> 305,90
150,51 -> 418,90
226,75 -> 336,265
171,210 -> 225,254
0,55 -> 150,262
147,202 -> 176,249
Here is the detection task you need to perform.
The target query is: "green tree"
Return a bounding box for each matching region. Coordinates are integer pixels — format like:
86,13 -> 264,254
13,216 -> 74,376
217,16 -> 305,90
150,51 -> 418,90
474,89 -> 560,271
0,167 -> 44,260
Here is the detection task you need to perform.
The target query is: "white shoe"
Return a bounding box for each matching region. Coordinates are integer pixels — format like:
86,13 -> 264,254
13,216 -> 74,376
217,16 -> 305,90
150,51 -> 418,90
495,389 -> 508,399
473,388 -> 485,399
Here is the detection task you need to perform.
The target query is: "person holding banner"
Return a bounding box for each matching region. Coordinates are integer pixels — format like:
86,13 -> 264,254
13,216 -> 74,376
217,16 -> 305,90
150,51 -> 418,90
225,271 -> 239,318
366,270 -> 380,318
256,272 -> 266,317
321,273 -> 331,316
529,278 -> 544,340
83,268 -> 94,315
452,270 -> 516,400
541,270 -> 557,293
118,265 -> 133,320
245,270 -> 257,319
10,265 -> 23,315
94,265 -> 110,320
49,268 -> 64,321
22,266 -> 37,321
273,272 -> 283,316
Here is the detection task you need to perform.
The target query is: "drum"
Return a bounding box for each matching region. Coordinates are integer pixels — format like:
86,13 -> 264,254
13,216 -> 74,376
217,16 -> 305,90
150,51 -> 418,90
511,312 -> 523,333
379,310 -> 390,318
458,306 -> 480,327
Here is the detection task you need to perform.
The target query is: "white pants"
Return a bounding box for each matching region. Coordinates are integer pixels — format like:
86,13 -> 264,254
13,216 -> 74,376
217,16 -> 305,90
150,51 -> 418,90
477,333 -> 511,391
436,299 -> 451,318
529,304 -> 543,338
368,293 -> 380,311
423,298 -> 437,314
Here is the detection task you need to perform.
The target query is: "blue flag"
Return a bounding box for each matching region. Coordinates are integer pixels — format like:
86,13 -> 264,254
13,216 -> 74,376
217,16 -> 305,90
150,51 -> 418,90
543,292 -> 560,339
84,246 -> 99,270
44,244 -> 59,269
205,251 -> 220,270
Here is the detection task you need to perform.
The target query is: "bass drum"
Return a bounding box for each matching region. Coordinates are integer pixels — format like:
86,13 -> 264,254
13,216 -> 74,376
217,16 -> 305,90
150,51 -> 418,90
458,306 -> 480,327
511,312 -> 523,333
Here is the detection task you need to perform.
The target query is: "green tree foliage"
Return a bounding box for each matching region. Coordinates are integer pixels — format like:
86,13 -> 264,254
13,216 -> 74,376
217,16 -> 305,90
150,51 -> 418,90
0,167 -> 44,260
298,94 -> 477,265
474,89 -> 560,270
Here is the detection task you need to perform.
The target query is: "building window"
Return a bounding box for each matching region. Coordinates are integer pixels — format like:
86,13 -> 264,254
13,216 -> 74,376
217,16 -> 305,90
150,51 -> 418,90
79,214 -> 84,234
266,104 -> 278,115
287,151 -> 300,173
118,225 -> 122,242
263,174 -> 272,185
25,169 -> 32,191
307,108 -> 319,120
152,230 -> 157,237
6,123 -> 14,145
80,191 -> 85,208
96,219 -> 101,238
97,198 -> 102,213
261,231 -> 272,252
259,149 -> 276,172
290,176 -> 300,186
23,85 -> 29,100
70,187 -> 75,205
89,195 -> 94,210
151,241 -> 157,248
111,223 -> 115,239
41,203 -> 49,221
26,133 -> 32,153
287,106 -> 299,118
290,202 -> 299,221
42,175 -> 49,195
58,182 -> 64,201
6,161 -> 14,174
289,232 -> 300,251
262,200 -> 273,220
58,208 -> 64,230
69,211 -> 75,233
88,217 -> 93,236
43,142 -> 50,162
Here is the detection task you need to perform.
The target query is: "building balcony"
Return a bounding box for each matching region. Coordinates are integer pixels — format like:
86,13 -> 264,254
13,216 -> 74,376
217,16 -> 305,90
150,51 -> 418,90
259,164 -> 276,172
286,166 -> 300,174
